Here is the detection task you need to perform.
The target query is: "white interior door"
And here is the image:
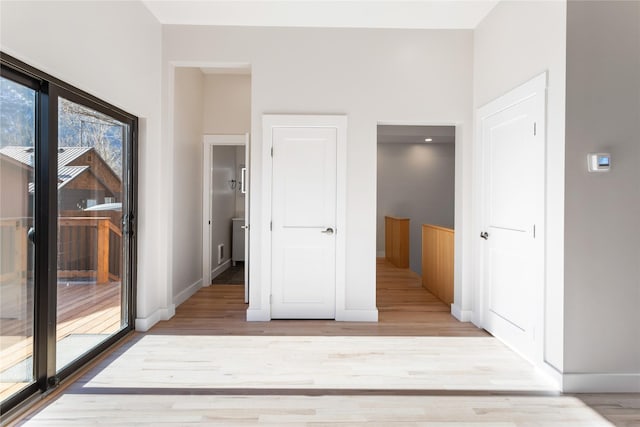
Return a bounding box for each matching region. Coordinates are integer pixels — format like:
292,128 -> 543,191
479,74 -> 545,362
271,127 -> 337,319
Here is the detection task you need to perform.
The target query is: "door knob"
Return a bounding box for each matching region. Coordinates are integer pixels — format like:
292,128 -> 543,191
321,227 -> 334,235
480,231 -> 489,240
28,227 -> 36,244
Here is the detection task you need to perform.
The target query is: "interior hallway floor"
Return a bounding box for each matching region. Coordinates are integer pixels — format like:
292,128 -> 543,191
12,260 -> 640,426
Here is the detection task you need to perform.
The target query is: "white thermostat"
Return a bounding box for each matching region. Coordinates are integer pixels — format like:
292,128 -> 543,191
587,153 -> 611,172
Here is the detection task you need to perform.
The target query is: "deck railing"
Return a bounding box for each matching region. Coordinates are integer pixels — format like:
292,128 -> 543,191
58,217 -> 121,283
0,216 -> 121,285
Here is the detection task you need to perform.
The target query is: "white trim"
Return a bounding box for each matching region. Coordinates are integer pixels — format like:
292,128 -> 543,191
450,304 -> 473,322
173,279 -> 203,307
211,259 -> 231,280
135,305 -> 175,332
246,308 -> 270,322
539,361 -> 563,391
164,64 -> 177,323
258,114 -> 347,321
203,134 -> 246,145
473,72 -> 548,366
336,309 -> 379,322
562,373 -> 640,393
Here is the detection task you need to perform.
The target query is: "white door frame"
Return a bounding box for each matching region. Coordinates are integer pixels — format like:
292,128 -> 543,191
260,115 -> 347,321
473,72 -> 547,365
202,133 -> 250,302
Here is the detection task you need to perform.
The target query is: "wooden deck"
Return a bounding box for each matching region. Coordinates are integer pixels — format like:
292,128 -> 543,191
0,281 -> 121,401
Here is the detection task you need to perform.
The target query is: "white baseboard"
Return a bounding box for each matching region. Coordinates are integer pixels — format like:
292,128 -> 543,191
450,304 -> 473,322
211,259 -> 231,281
135,305 -> 175,332
539,361 -> 563,391
562,373 -> 640,393
173,279 -> 203,307
246,308 -> 270,322
336,309 -> 379,322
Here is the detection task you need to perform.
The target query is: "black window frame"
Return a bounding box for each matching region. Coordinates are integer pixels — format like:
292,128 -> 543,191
0,52 -> 138,418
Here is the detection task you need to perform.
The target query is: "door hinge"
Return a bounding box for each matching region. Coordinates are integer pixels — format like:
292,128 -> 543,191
533,224 -> 536,238
533,122 -> 537,136
270,221 -> 272,231
270,146 -> 273,157
270,295 -> 272,304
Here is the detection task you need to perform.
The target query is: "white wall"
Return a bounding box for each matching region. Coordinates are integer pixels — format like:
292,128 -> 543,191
564,0 -> 640,391
172,68 -> 204,305
203,74 -> 251,134
377,143 -> 455,274
163,26 -> 474,320
473,1 -> 567,373
0,0 -> 166,331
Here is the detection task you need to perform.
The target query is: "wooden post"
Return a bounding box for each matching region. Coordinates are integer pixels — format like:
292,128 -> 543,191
96,219 -> 110,284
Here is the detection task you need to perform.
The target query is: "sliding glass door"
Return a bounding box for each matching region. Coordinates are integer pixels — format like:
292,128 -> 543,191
0,55 -> 136,416
0,75 -> 37,403
55,97 -> 130,373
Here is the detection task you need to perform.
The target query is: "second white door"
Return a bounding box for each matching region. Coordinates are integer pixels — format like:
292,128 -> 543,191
271,126 -> 337,319
478,73 -> 546,362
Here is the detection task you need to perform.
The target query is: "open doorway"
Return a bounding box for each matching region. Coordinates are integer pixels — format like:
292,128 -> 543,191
376,124 -> 457,322
203,134 -> 250,302
170,65 -> 251,310
200,71 -> 251,304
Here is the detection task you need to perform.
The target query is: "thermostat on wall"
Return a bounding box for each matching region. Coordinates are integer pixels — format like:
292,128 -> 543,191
587,153 -> 611,172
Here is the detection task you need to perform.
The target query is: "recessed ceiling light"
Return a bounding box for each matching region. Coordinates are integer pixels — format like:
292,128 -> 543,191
424,138 -> 433,142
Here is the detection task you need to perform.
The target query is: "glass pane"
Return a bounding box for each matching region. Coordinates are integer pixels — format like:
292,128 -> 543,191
0,76 -> 36,401
56,97 -> 127,372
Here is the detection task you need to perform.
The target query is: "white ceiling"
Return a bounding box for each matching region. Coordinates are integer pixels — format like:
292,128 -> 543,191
142,1 -> 499,29
377,125 -> 455,144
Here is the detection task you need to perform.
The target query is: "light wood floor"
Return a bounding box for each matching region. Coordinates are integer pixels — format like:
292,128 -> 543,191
149,258 -> 487,337
11,260 -> 640,426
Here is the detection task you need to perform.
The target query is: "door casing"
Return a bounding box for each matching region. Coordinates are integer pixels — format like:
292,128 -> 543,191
257,115 -> 347,321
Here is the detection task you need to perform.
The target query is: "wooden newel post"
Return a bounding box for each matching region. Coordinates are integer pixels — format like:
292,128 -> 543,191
97,219 -> 110,284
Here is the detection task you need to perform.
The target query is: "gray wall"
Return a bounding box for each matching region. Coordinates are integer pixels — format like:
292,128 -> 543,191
565,1 -> 640,375
377,143 -> 455,274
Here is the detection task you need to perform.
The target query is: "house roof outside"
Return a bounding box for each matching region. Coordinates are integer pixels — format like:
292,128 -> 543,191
1,146 -> 94,192
0,151 -> 33,172
0,146 -> 92,168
